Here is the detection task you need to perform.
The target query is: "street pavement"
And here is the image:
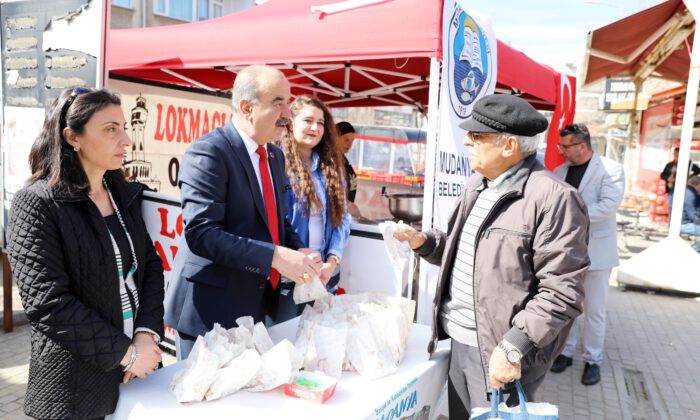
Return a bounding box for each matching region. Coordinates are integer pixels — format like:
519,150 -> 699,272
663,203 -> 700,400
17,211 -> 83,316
1,226 -> 699,419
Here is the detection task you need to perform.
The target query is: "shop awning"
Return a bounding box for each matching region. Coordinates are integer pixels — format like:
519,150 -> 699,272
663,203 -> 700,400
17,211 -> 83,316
581,0 -> 692,86
109,0 -> 562,110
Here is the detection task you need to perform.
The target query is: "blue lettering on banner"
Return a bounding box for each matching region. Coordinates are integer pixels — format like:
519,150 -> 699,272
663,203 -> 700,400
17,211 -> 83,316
437,181 -> 463,197
374,377 -> 419,420
379,390 -> 417,420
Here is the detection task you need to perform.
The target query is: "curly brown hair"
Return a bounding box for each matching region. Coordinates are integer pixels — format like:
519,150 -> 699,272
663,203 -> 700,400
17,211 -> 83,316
283,95 -> 346,228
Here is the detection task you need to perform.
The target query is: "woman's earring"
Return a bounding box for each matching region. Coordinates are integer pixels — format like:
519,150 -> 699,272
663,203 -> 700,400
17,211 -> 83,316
73,145 -> 80,152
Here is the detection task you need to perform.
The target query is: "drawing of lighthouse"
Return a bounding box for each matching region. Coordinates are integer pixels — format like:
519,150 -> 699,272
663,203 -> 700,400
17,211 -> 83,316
124,94 -> 161,191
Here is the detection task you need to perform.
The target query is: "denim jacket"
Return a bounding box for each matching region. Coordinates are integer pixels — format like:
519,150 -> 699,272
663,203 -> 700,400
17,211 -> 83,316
285,151 -> 351,260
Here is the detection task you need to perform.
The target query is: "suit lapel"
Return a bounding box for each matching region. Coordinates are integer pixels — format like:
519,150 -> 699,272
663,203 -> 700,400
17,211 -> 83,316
223,122 -> 269,227
555,164 -> 569,180
577,152 -> 600,194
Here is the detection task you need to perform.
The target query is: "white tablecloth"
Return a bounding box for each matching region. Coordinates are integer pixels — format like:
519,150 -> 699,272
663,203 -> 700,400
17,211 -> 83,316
113,318 -> 449,419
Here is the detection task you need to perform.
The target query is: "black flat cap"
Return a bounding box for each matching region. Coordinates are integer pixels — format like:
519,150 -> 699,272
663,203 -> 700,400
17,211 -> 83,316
459,94 -> 548,136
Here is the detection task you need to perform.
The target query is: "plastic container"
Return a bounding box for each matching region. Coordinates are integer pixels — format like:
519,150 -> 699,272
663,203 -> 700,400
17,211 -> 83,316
284,371 -> 338,404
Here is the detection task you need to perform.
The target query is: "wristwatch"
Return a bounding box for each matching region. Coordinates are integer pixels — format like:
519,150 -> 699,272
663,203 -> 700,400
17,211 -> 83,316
498,341 -> 523,364
327,254 -> 341,265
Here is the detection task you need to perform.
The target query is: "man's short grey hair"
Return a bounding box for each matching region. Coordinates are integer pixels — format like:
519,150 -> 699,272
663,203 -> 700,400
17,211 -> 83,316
689,176 -> 700,188
496,133 -> 539,155
516,134 -> 540,154
230,65 -> 284,114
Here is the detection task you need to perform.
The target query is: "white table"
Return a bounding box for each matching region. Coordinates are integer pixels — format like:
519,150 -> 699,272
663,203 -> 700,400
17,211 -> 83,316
114,318 -> 449,419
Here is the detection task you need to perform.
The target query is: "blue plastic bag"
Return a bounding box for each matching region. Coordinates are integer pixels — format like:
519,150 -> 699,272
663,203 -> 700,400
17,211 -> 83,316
469,380 -> 558,420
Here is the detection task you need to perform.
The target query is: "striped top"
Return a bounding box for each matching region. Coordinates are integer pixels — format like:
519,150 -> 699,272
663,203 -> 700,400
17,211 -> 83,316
104,182 -> 140,339
440,161 -> 524,346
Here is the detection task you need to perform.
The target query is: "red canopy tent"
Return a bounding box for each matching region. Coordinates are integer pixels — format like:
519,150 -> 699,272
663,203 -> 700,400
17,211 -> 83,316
581,0 -> 690,86
109,0 -> 563,111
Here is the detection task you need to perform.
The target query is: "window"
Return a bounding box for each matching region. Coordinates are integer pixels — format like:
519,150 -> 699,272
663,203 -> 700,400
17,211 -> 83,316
154,0 -> 224,22
112,0 -> 132,7
213,1 -> 223,18
198,0 -> 224,19
154,0 -> 166,14
169,0 -> 193,21
197,0 -> 209,20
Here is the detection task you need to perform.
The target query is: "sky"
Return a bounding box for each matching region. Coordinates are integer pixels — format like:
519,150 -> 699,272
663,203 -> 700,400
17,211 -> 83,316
466,0 -> 661,75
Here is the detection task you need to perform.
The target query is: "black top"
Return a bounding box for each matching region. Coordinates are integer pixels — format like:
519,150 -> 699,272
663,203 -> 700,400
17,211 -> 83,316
565,159 -> 590,189
104,213 -> 133,277
343,155 -> 358,202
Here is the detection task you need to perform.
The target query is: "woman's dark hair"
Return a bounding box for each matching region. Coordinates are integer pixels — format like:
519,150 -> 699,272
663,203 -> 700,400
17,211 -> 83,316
336,121 -> 355,136
28,87 -> 123,193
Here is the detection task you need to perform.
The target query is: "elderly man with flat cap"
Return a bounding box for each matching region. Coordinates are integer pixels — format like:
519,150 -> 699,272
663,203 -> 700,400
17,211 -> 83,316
396,94 -> 589,418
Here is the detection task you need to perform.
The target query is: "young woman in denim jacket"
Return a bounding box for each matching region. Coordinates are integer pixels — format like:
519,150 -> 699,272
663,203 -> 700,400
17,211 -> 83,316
282,95 -> 351,304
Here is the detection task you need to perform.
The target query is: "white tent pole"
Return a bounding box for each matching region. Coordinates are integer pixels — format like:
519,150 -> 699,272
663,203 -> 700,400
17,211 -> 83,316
422,57 -> 441,248
288,65 -> 345,97
344,65 -> 350,92
288,82 -> 339,97
668,0 -> 700,236
287,67 -> 338,80
352,79 -> 423,96
160,69 -> 216,91
353,67 -> 387,86
415,56 -> 441,323
353,65 -> 426,79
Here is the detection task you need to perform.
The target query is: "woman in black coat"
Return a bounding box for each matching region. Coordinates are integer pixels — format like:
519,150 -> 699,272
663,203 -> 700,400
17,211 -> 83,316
7,88 -> 165,419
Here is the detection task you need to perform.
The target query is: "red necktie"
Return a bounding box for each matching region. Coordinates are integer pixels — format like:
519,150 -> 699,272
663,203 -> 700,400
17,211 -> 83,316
256,145 -> 280,289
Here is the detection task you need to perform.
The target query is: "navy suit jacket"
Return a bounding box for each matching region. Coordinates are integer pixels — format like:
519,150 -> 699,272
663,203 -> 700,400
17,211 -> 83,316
164,121 -> 303,337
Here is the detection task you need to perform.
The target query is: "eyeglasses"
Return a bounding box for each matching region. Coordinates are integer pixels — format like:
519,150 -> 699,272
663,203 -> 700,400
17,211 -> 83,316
61,86 -> 92,123
557,142 -> 583,150
467,132 -> 506,144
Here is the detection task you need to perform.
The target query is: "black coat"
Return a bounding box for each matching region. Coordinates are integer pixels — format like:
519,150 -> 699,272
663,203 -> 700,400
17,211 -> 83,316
7,173 -> 164,419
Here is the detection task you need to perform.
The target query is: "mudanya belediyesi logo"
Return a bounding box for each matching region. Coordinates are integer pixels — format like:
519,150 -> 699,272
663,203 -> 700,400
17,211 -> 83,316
447,7 -> 494,118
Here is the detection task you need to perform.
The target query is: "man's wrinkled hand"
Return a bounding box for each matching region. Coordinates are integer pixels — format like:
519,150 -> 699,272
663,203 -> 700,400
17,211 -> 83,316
272,246 -> 322,284
488,347 -> 521,389
298,248 -> 323,265
393,226 -> 426,250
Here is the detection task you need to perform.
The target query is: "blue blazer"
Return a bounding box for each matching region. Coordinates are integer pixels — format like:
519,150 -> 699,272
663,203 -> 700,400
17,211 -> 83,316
164,122 -> 303,337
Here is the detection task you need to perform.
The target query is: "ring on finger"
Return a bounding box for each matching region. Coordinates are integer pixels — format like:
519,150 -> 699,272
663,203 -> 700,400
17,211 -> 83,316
302,272 -> 310,281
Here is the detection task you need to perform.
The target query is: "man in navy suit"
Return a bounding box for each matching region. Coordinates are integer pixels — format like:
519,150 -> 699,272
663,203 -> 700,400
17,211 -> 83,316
165,65 -> 322,359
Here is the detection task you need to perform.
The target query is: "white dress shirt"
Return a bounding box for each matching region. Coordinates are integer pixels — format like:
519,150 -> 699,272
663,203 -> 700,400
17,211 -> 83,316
232,119 -> 276,202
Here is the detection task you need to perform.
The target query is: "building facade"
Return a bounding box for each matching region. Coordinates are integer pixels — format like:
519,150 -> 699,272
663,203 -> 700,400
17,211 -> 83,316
111,0 -> 257,29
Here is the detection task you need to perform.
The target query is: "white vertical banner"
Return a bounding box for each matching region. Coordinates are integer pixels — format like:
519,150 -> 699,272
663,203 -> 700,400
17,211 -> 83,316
434,2 -> 497,229
417,2 -> 497,325
140,191 -> 184,347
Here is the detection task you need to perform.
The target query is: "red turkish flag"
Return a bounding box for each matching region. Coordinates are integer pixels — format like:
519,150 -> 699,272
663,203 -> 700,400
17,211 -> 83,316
544,73 -> 576,170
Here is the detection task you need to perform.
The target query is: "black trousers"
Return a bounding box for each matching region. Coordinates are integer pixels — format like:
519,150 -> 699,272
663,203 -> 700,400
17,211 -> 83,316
447,339 -> 546,419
